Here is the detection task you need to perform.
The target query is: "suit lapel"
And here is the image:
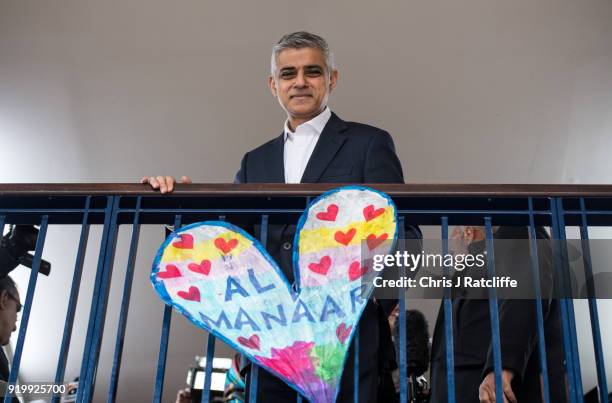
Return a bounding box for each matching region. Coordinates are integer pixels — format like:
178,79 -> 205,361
300,112 -> 348,183
266,133 -> 286,183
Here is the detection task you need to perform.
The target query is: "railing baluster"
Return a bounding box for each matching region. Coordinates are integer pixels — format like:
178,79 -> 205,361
246,214 -> 269,403
550,198 -> 578,403
4,215 -> 49,403
579,197 -> 608,403
527,198 -> 551,403
80,196 -> 121,403
200,335 -> 216,403
353,327 -> 359,403
52,197 -> 92,403
441,216 -> 455,403
484,217 -> 503,403
107,197 -> 142,403
76,196 -> 115,403
153,214 -> 182,403
398,216 -> 407,403
554,198 -> 584,402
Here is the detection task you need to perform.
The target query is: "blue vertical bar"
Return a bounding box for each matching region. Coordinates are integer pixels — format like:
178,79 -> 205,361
52,197 -> 92,403
77,196 -> 115,403
153,214 -> 182,403
0,216 -> 5,236
80,196 -> 122,403
107,197 -> 142,403
353,328 -> 359,403
527,198 -> 551,403
579,198 -> 608,403
550,198 -> 578,403
200,336 -> 216,403
247,214 -> 269,403
484,217 -> 503,403
4,215 -> 49,403
441,217 -> 455,403
398,216 -> 407,403
554,198 -> 584,402
200,215 -> 226,402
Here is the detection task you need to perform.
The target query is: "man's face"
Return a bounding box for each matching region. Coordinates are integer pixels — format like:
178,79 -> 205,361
269,47 -> 338,127
0,289 -> 20,346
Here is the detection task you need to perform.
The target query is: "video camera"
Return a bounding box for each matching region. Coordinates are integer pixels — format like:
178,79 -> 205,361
0,225 -> 51,277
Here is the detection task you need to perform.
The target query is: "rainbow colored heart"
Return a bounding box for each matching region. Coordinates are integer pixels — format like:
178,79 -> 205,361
151,186 -> 397,403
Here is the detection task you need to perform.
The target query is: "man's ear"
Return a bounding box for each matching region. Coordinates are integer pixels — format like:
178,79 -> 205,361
0,290 -> 9,310
329,69 -> 338,92
268,76 -> 277,97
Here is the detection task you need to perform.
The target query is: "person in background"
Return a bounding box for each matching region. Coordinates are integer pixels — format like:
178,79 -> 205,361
0,275 -> 21,403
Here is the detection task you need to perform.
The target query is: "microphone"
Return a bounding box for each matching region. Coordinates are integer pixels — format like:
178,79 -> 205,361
394,309 -> 430,377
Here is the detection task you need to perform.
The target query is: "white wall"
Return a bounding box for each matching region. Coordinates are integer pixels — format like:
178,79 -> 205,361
1,0 -> 612,401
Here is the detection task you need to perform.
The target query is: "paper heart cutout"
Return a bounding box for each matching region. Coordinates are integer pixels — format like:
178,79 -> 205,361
348,262 -> 368,281
308,256 -> 332,276
172,233 -> 194,249
177,286 -> 200,302
366,233 -> 389,250
215,237 -> 238,254
238,334 -> 261,351
363,205 -> 385,222
316,204 -> 339,221
335,323 -> 352,345
151,186 -> 397,403
157,264 -> 182,279
334,228 -> 356,246
188,260 -> 211,276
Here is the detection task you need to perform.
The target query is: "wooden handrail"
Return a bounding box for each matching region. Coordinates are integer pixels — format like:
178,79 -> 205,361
0,183 -> 611,197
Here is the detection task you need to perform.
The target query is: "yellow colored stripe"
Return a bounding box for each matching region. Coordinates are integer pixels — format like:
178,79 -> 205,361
160,231 -> 253,263
299,207 -> 395,253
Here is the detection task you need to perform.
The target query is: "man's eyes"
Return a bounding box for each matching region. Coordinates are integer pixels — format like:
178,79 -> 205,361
279,68 -> 323,79
280,70 -> 297,79
305,68 -> 323,76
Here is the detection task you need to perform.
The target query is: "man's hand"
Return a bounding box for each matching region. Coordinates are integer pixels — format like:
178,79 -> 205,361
479,369 -> 517,403
140,175 -> 192,193
174,387 -> 192,403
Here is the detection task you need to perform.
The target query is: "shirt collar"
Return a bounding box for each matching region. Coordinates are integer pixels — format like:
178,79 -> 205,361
284,107 -> 332,141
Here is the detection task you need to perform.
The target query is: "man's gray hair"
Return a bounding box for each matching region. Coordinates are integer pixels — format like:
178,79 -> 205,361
270,31 -> 335,76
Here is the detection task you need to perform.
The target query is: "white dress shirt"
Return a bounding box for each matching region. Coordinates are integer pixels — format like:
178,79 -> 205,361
283,107 -> 332,183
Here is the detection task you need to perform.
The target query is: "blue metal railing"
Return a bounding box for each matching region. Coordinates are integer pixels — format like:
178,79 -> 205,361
0,184 -> 611,403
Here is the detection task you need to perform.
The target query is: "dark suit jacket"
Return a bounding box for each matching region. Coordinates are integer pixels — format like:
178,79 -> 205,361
234,112 -> 407,401
429,227 -> 567,403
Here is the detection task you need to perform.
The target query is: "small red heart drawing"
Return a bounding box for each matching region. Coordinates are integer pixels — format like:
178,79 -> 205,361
157,264 -> 182,279
188,260 -> 211,276
363,205 -> 385,222
215,238 -> 238,254
348,261 -> 368,281
172,234 -> 194,249
177,286 -> 200,302
308,256 -> 332,275
334,228 -> 356,246
316,204 -> 339,221
366,233 -> 389,250
237,334 -> 261,350
336,323 -> 353,344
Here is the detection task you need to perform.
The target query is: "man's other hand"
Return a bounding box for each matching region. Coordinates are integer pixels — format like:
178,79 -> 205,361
479,369 -> 517,403
140,175 -> 192,193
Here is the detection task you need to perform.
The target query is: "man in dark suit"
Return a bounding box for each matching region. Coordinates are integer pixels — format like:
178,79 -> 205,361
143,31 -> 414,402
429,226 -> 567,403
